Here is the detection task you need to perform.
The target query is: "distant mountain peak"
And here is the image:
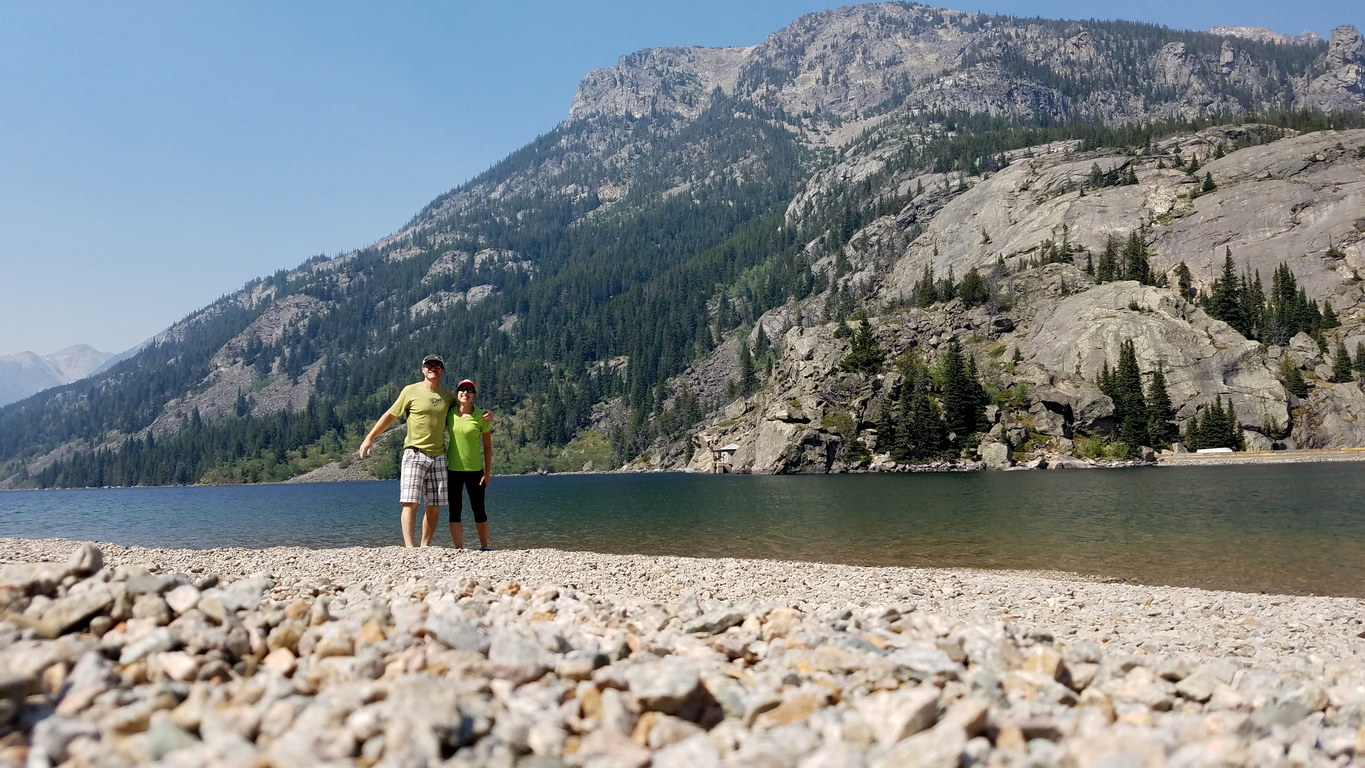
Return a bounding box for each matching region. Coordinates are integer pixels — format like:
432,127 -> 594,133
0,344 -> 114,406
1208,26 -> 1325,46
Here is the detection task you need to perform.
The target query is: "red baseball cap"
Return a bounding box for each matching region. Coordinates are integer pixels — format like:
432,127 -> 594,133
456,379 -> 477,392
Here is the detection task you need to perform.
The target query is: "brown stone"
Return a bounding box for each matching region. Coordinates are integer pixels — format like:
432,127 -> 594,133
1022,646 -> 1066,681
995,725 -> 1027,752
753,690 -> 829,728
283,599 -> 310,621
940,696 -> 990,738
358,619 -> 387,645
262,647 -> 297,675
579,685 -> 603,720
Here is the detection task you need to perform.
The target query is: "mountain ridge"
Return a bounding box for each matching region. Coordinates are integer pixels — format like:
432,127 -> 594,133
2,3 -> 1365,487
0,345 -> 116,407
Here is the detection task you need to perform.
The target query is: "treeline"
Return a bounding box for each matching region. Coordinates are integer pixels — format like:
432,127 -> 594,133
877,339 -> 990,462
31,395 -> 354,488
873,109 -> 1362,188
1201,251 -> 1339,345
837,324 -> 990,461
1096,340 -> 1246,454
8,101 -> 822,486
1096,340 -> 1178,453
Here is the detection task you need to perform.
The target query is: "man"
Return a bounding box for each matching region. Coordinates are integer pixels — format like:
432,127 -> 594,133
359,354 -> 454,547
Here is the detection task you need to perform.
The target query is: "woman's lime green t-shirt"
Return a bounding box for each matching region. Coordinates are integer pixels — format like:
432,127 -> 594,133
446,409 -> 490,471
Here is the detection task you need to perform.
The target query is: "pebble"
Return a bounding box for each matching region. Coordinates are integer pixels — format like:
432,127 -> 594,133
1,536 -> 1363,767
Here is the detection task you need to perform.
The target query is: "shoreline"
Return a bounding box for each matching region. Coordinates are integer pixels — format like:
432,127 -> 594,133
2,538 -> 1364,765
1156,447 -> 1365,466
8,447 -> 1365,492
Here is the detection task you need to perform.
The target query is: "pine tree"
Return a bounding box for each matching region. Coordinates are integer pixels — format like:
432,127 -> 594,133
1204,249 -> 1248,335
1096,235 -> 1118,283
1322,301 -> 1341,329
938,338 -> 985,442
891,359 -> 946,462
1122,231 -> 1151,285
1280,355 -> 1309,398
1182,411 -> 1203,450
1145,363 -> 1177,447
1197,397 -> 1226,449
840,319 -> 884,375
1331,340 -> 1354,383
959,267 -> 989,307
738,337 -> 757,395
913,265 -> 937,308
1196,396 -> 1243,451
1242,270 -> 1268,342
1104,340 -> 1149,449
1174,261 -> 1193,299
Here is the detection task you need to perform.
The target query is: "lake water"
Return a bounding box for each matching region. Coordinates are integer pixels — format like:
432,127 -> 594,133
2,465 -> 1363,597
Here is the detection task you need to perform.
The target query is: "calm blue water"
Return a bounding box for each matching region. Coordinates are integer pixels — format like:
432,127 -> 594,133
2,465 -> 1363,596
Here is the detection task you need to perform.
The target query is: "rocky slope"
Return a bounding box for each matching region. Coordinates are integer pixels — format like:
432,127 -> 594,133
4,4 -> 1365,485
568,6 -> 1364,144
661,126 -> 1365,473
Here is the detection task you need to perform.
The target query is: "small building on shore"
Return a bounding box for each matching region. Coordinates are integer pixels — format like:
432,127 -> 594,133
706,441 -> 740,473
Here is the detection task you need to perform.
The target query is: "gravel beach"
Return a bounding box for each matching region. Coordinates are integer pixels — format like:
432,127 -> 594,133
1,537 -> 1363,767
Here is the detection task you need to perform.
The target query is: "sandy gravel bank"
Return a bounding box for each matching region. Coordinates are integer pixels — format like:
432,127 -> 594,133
1,538 -> 1363,766
1156,448 -> 1365,467
3,538 -> 1362,664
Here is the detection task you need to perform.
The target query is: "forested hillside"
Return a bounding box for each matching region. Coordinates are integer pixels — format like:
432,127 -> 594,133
3,3 -> 1364,487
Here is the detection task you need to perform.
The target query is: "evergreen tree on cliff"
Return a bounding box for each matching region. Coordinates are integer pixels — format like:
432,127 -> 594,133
889,355 -> 946,462
938,338 -> 986,443
1205,249 -> 1248,336
1095,235 -> 1118,283
958,267 -> 989,307
738,336 -> 757,395
1099,339 -> 1149,449
1279,356 -> 1309,398
1122,231 -> 1152,285
1145,363 -> 1178,447
1331,340 -> 1354,383
1197,396 -> 1245,451
840,319 -> 884,375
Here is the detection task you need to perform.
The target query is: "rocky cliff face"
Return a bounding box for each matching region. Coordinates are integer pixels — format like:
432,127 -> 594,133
568,7 -> 1361,143
568,47 -> 752,121
1305,26 -> 1365,112
652,126 -> 1365,474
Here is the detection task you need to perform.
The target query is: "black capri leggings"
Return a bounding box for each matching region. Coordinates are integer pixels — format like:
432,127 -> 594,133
447,470 -> 488,524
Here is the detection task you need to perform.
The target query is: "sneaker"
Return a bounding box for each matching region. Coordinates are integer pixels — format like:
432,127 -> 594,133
479,546 -> 492,552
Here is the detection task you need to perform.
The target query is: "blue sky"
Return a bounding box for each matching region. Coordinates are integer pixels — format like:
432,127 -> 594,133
1,1 -> 1360,358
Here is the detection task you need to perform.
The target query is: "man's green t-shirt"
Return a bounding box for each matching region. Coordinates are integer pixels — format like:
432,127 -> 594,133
387,383 -> 455,456
446,409 -> 491,471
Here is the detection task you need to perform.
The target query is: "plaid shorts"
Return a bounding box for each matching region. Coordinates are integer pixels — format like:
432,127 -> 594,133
399,448 -> 448,506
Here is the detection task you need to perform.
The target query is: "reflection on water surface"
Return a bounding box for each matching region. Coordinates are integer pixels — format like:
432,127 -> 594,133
2,464 -> 1362,596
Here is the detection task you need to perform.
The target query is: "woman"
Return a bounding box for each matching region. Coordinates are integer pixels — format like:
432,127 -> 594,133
446,378 -> 494,549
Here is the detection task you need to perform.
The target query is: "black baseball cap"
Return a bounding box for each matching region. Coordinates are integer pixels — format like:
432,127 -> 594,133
422,354 -> 444,368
